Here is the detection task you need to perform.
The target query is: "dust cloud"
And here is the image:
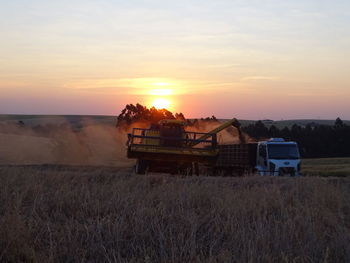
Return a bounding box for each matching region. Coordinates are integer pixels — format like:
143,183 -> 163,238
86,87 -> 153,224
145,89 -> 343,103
185,120 -> 253,144
0,122 -> 133,166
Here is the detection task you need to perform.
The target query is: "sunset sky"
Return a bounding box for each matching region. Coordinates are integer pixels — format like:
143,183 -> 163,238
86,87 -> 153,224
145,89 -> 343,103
1,0 -> 349,119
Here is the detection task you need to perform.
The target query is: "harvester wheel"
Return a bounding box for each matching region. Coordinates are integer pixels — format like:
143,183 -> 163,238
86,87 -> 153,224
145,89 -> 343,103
135,159 -> 148,174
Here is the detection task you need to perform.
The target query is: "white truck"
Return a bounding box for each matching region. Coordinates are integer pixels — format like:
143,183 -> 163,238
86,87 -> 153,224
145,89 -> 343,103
215,138 -> 301,176
255,138 -> 301,176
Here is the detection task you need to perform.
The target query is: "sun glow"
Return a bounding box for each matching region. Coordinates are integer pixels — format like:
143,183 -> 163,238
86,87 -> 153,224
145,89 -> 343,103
150,89 -> 173,96
152,98 -> 171,109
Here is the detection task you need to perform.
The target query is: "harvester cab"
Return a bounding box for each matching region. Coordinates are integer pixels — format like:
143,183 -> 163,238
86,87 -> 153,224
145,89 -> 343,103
158,120 -> 186,147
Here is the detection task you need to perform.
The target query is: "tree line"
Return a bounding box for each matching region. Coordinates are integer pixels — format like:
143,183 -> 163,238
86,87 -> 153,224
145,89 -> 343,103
242,118 -> 350,158
116,103 -> 219,128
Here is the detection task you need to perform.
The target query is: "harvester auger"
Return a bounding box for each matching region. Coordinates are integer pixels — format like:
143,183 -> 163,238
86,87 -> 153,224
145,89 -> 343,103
188,118 -> 245,147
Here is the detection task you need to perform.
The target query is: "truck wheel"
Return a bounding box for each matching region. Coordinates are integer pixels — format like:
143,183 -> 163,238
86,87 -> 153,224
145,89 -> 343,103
135,159 -> 147,174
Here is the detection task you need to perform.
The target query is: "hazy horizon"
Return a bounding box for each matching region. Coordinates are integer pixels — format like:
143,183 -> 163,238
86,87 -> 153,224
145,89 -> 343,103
1,113 -> 349,122
1,0 -> 349,119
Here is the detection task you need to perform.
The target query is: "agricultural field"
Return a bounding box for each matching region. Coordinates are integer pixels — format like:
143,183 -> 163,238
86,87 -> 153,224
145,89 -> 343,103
0,115 -> 349,262
302,158 -> 350,177
0,165 -> 349,262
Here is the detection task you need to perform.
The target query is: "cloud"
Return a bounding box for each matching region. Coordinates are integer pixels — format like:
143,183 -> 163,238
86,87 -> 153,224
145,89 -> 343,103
287,92 -> 343,97
242,76 -> 279,81
63,77 -> 190,95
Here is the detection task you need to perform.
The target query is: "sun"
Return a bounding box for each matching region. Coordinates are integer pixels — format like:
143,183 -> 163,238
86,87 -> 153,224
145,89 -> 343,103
152,98 -> 171,109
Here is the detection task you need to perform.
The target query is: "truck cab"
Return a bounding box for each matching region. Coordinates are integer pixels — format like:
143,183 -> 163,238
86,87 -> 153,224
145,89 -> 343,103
256,138 -> 301,176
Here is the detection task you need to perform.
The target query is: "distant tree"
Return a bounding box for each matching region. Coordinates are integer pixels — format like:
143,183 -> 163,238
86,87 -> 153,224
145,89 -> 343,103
280,127 -> 291,140
200,115 -> 219,122
268,125 -> 279,138
17,120 -> 25,126
254,121 -> 269,139
211,115 -> 218,121
116,104 -> 176,128
335,117 -> 345,128
175,112 -> 186,121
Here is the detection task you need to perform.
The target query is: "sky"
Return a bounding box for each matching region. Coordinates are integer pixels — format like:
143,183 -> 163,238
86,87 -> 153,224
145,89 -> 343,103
0,0 -> 349,119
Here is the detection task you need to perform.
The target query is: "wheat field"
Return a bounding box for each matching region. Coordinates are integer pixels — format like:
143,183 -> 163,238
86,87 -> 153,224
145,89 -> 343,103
0,165 -> 349,262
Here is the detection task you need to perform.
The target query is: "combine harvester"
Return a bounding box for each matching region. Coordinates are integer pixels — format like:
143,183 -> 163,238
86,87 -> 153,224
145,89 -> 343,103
127,119 -> 301,176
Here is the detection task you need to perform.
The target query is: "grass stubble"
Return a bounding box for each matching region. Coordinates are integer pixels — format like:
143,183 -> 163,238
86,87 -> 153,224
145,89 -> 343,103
0,165 -> 349,263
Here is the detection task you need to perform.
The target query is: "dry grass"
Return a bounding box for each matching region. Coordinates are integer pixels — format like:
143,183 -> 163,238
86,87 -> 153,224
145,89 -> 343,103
302,158 -> 350,177
0,165 -> 349,262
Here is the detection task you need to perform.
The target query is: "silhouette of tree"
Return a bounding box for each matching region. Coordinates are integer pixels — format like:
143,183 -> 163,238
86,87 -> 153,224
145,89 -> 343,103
243,119 -> 350,158
175,112 -> 186,121
117,104 -> 178,128
335,117 -> 345,128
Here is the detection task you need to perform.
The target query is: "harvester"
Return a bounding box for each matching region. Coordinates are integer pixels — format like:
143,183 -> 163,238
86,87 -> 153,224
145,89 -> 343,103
127,119 -> 301,176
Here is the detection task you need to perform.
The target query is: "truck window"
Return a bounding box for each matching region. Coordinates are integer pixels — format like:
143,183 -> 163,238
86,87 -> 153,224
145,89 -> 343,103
267,144 -> 300,159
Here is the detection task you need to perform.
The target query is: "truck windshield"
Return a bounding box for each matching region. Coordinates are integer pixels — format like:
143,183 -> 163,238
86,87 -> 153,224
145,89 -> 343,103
267,144 -> 300,159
